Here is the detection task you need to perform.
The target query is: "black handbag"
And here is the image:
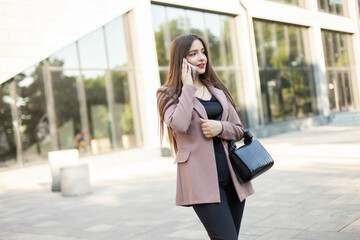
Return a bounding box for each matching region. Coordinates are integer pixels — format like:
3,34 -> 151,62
229,131 -> 274,183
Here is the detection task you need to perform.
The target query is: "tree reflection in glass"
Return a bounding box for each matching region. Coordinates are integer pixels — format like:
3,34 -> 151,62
254,20 -> 315,123
112,71 -> 135,149
16,64 -> 50,164
187,10 -> 205,39
51,70 -> 83,151
83,71 -> 112,152
0,83 -> 17,167
205,12 -> 222,66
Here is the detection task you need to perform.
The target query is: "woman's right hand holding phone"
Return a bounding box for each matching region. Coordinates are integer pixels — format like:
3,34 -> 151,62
182,58 -> 193,86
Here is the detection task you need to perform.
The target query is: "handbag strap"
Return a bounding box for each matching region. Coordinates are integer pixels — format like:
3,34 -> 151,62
243,131 -> 253,145
228,130 -> 253,152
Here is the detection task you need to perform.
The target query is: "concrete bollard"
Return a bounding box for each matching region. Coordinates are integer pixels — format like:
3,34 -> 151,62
60,164 -> 91,197
48,149 -> 79,192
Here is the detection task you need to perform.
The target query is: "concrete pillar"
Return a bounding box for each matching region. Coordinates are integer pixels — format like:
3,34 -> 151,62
347,0 -> 360,110
125,0 -> 161,150
236,2 -> 263,128
308,24 -> 330,117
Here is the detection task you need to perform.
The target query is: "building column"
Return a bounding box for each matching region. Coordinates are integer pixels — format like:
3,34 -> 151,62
126,0 -> 161,149
235,2 -> 263,129
308,24 -> 330,117
306,0 -> 331,117
347,0 -> 360,109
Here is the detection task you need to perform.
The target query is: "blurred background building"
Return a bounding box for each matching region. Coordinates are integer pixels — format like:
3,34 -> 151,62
1,0 -> 360,169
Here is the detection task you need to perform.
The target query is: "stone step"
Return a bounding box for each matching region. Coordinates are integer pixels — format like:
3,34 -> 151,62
328,111 -> 360,126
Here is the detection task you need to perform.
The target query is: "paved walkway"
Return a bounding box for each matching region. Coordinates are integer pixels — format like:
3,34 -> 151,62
0,125 -> 360,240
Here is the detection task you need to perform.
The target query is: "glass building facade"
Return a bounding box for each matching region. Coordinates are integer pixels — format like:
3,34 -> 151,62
253,19 -> 316,123
0,15 -> 138,168
1,0 -> 359,169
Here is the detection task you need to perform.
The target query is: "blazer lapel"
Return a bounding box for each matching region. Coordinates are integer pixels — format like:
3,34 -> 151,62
193,98 -> 208,120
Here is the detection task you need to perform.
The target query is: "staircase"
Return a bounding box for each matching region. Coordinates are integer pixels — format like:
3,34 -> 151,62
328,111 -> 360,126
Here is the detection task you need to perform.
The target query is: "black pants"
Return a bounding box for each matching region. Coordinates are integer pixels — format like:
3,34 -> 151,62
193,139 -> 246,240
193,185 -> 245,240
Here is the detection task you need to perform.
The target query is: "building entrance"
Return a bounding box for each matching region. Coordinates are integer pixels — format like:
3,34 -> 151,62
327,70 -> 353,112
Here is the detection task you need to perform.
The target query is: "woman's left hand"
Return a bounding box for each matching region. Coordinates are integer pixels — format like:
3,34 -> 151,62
200,118 -> 223,138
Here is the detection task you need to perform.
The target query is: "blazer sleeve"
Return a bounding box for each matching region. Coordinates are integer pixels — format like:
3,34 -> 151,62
217,99 -> 244,141
159,84 -> 196,134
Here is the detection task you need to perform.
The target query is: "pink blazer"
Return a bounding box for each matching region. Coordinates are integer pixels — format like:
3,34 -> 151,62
158,80 -> 254,206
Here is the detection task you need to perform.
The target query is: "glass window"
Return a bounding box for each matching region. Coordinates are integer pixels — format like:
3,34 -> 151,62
265,70 -> 285,122
333,33 -> 341,67
82,70 -> 113,153
323,31 -> 334,66
186,10 -> 205,39
289,26 -> 300,66
222,16 -> 234,66
16,65 -> 51,164
317,0 -> 345,16
335,0 -> 343,15
49,43 -> 79,68
167,7 -> 186,40
152,5 -> 169,67
322,30 -> 351,68
51,70 -> 84,151
339,35 -> 348,66
293,69 -> 312,118
319,0 -> 327,11
263,22 -> 276,68
254,21 -> 264,67
159,71 -> 167,85
112,71 -> 135,149
205,12 -> 222,66
276,25 -> 288,68
343,72 -> 352,106
328,0 -> 335,12
280,70 -> 295,120
105,17 -> 128,69
78,28 -> 107,69
0,82 -> 18,168
322,30 -> 353,112
254,19 -> 316,123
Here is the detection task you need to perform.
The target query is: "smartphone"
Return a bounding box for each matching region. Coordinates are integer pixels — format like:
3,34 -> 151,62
188,62 -> 197,80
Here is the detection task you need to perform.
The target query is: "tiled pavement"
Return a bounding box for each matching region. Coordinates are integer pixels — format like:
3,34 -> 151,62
0,125 -> 360,239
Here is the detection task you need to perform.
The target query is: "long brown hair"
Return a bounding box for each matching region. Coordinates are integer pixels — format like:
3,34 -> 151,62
157,34 -> 237,155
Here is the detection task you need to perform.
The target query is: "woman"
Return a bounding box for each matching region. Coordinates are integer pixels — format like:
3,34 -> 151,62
157,34 -> 254,240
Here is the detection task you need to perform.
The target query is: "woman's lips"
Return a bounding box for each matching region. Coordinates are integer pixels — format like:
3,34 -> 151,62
197,64 -> 205,69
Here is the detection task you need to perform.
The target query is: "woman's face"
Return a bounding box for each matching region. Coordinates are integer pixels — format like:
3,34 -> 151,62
185,39 -> 207,76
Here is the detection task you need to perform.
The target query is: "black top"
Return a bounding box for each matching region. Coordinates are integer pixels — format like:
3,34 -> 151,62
197,95 -> 222,120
